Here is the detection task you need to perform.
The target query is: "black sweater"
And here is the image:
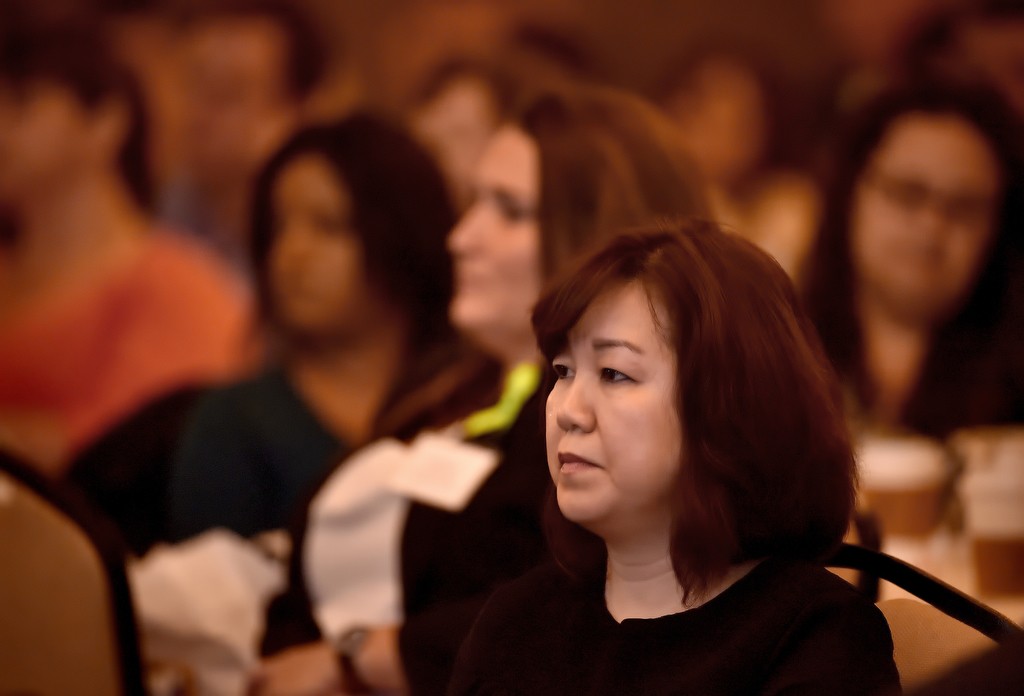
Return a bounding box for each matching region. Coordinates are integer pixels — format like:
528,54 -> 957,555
450,557 -> 901,696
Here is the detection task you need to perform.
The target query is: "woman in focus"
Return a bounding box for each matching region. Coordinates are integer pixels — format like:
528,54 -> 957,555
450,221 -> 899,695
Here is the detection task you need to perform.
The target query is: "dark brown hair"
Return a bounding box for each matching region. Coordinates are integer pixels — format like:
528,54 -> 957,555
515,85 -> 708,280
250,113 -> 455,346
0,4 -> 152,210
533,220 -> 856,600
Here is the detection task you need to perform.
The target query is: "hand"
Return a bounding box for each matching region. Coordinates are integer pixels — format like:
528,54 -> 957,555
352,625 -> 407,694
249,641 -> 343,696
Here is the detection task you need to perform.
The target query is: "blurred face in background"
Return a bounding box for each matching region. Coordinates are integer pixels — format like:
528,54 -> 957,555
178,17 -> 301,191
0,80 -> 120,208
269,154 -> 377,341
849,112 -> 1001,326
822,0 -> 940,67
411,74 -> 501,211
448,126 -> 542,367
666,56 -> 767,189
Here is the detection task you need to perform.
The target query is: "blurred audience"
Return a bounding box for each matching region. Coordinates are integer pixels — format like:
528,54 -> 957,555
407,59 -> 513,212
804,76 -> 1024,439
167,114 -> 471,542
0,7 -> 251,474
820,0 -> 955,113
405,20 -> 607,216
498,21 -> 607,92
658,45 -> 820,280
159,0 -> 327,283
905,0 -> 1024,119
253,84 -> 706,696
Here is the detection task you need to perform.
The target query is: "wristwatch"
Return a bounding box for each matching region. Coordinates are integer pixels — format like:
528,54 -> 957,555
333,626 -> 372,694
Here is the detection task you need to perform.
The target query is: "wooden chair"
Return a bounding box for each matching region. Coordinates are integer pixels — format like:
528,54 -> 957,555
828,543 -> 1021,691
0,452 -> 146,696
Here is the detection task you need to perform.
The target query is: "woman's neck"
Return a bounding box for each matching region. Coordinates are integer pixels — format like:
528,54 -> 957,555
857,296 -> 931,427
604,538 -> 760,622
604,542 -> 683,622
4,172 -> 147,304
285,317 -> 410,446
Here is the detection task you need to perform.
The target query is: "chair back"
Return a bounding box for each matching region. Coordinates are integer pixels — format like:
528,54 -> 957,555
0,454 -> 145,696
828,543 -> 1021,642
828,543 -> 1022,691
878,598 -> 996,691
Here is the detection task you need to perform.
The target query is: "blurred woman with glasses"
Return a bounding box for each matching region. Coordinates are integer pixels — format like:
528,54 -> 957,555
803,75 -> 1024,438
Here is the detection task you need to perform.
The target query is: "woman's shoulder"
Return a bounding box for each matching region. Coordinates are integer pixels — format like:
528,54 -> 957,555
744,557 -> 894,656
715,555 -> 891,647
748,556 -> 881,610
750,558 -> 899,694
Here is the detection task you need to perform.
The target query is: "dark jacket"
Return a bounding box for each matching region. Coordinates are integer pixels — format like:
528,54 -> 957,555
261,370 -> 550,696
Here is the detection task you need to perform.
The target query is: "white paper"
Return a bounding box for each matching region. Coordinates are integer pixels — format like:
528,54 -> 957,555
129,529 -> 286,696
306,438 -> 410,639
387,433 -> 499,512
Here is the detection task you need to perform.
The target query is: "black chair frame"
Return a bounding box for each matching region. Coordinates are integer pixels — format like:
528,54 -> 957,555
828,542 -> 1022,644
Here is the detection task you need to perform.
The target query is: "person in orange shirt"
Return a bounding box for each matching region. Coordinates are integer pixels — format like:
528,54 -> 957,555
0,6 -> 252,473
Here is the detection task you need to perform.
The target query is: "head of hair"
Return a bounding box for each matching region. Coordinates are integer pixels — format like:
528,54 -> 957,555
502,22 -> 606,88
653,40 -> 799,171
172,0 -> 327,102
409,57 -> 515,120
250,113 -> 456,346
533,220 -> 855,600
513,84 -> 708,279
0,3 -> 152,209
803,76 -> 1024,390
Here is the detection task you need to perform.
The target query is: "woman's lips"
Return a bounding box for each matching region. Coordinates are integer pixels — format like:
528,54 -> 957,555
558,451 -> 600,473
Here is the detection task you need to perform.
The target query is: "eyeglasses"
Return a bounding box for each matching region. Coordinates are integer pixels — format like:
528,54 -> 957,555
863,169 -> 998,228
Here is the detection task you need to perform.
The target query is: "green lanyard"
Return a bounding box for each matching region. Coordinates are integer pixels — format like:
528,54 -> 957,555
462,363 -> 541,439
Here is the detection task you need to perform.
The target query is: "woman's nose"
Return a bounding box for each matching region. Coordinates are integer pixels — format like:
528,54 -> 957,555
554,377 -> 596,434
448,200 -> 488,256
272,223 -> 306,264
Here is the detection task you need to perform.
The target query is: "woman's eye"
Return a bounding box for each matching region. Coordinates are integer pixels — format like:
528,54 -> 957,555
601,368 -> 631,383
495,192 -> 536,223
313,212 -> 352,235
552,363 -> 572,379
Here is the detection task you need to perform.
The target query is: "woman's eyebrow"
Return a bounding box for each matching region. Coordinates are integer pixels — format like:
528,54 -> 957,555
592,337 -> 643,354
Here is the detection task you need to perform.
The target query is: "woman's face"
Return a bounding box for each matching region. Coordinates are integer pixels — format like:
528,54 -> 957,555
546,283 -> 683,545
447,126 -> 543,366
411,74 -> 500,210
849,112 -> 1002,325
668,56 -> 767,188
268,154 -> 376,339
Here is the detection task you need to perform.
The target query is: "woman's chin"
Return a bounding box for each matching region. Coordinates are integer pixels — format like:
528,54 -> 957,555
556,491 -> 607,532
